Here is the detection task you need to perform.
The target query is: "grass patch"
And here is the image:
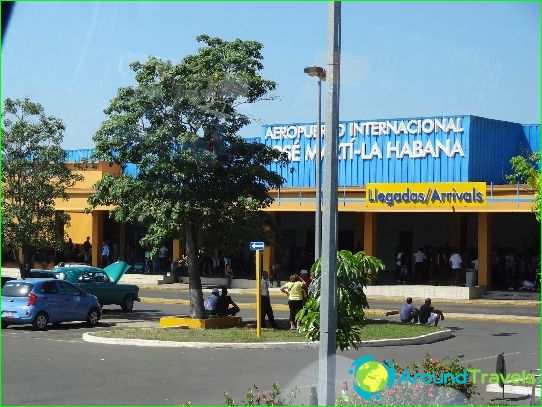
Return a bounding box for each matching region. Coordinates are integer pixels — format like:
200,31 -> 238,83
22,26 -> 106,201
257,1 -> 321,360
95,326 -> 305,342
357,319 -> 442,340
94,320 -> 442,343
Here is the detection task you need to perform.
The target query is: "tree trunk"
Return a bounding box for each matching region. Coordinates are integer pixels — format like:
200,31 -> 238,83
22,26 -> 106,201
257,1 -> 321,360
185,222 -> 206,319
19,244 -> 33,278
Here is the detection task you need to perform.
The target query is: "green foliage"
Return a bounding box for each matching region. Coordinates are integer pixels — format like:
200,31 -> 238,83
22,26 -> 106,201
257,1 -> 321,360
88,35 -> 285,317
336,354 -> 477,405
224,383 -> 298,406
417,353 -> 477,399
506,152 -> 540,222
296,250 -> 385,350
2,98 -> 83,274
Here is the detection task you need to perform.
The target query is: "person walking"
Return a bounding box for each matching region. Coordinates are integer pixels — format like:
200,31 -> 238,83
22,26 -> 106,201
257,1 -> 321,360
413,248 -> 426,283
82,237 -> 92,265
101,241 -> 110,267
449,250 -> 463,286
224,263 -> 234,288
261,272 -> 279,329
280,274 -> 307,330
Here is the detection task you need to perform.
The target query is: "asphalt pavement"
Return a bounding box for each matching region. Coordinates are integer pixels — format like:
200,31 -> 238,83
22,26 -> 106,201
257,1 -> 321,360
2,287 -> 541,406
2,310 -> 539,405
138,288 -> 541,318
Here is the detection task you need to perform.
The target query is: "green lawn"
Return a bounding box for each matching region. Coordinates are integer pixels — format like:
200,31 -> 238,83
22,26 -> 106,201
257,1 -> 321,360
94,320 -> 442,343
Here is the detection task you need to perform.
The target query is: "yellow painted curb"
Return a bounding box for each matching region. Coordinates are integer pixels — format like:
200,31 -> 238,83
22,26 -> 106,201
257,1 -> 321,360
140,297 -> 540,324
160,315 -> 242,329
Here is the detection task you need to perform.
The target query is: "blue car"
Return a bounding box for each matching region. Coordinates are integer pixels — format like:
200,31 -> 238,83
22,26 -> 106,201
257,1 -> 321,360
1,279 -> 101,330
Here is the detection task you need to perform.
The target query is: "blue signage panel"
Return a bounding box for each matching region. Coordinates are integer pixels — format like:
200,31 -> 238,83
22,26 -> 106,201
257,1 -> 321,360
249,241 -> 265,251
258,115 -> 534,187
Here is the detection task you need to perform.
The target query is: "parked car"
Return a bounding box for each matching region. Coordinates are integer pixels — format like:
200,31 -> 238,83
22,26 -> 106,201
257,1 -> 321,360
1,276 -> 16,288
1,278 -> 101,330
48,262 -> 140,312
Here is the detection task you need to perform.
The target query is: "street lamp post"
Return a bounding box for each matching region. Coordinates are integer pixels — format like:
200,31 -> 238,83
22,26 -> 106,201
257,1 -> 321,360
303,66 -> 326,262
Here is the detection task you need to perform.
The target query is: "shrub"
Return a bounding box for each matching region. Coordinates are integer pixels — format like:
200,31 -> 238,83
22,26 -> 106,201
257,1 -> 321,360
296,250 -> 385,350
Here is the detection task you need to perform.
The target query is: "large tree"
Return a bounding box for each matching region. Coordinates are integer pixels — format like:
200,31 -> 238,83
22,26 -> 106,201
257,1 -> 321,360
506,152 -> 540,222
2,98 -> 82,276
89,35 -> 284,318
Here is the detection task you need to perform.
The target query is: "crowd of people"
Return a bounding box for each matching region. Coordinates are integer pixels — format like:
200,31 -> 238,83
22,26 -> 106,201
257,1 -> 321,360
393,245 -> 540,289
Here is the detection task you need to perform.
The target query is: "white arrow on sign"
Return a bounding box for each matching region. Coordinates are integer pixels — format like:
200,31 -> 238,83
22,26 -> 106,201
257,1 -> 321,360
250,241 -> 265,250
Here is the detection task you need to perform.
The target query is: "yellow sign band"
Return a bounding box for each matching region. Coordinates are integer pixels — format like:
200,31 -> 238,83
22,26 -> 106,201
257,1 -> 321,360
366,182 -> 486,208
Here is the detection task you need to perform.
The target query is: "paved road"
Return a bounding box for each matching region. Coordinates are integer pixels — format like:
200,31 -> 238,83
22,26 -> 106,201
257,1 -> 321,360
139,288 -> 541,317
2,298 -> 540,405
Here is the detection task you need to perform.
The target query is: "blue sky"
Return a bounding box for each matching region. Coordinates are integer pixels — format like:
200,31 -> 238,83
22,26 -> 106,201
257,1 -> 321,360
2,1 -> 540,149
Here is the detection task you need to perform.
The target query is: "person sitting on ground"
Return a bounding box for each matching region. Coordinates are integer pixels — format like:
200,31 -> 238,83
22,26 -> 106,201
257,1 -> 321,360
418,298 -> 445,326
216,288 -> 240,316
399,297 -> 419,323
204,287 -> 220,316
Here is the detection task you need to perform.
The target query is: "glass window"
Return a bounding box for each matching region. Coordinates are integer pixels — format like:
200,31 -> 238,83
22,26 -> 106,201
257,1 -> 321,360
94,273 -> 110,283
58,281 -> 83,295
2,282 -> 34,297
40,281 -> 59,294
78,272 -> 93,282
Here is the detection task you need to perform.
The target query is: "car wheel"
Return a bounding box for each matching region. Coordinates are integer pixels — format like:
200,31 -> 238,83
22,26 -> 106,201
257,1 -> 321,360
32,312 -> 49,331
86,308 -> 100,327
121,295 -> 134,312
1,322 -> 9,329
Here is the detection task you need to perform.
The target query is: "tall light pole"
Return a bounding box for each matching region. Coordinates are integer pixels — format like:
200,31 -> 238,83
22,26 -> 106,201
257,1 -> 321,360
303,66 -> 326,262
319,2 -> 340,406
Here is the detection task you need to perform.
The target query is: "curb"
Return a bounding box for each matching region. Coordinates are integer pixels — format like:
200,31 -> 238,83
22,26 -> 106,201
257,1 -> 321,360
137,285 -> 540,306
82,329 -> 453,349
138,297 -> 540,324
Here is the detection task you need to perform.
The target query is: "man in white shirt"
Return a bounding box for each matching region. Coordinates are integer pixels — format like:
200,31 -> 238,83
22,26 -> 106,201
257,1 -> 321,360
261,271 -> 279,329
413,248 -> 426,283
449,251 -> 463,286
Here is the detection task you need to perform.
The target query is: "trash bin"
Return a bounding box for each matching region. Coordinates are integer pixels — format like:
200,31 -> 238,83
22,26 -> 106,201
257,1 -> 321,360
465,269 -> 475,287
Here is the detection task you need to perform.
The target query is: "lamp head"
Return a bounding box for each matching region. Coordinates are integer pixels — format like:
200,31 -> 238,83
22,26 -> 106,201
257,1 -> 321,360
304,66 -> 326,80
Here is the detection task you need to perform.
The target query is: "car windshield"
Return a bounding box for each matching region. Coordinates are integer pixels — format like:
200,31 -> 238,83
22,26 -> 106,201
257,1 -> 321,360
2,282 -> 33,297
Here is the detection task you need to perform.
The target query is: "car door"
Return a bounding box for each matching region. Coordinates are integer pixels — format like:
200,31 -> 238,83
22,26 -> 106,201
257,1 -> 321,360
57,281 -> 85,321
92,272 -> 116,305
37,281 -> 64,322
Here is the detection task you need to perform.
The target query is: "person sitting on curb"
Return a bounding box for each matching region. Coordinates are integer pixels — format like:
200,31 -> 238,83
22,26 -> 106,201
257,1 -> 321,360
418,298 -> 445,326
400,297 -> 419,323
385,297 -> 419,323
204,287 -> 220,316
216,288 -> 240,316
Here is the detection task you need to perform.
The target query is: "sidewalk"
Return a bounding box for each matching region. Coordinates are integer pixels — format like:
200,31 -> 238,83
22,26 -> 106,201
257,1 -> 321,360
138,282 -> 541,307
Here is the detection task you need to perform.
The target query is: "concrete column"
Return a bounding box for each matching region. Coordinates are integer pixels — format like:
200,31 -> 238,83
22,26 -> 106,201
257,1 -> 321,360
91,211 -> 104,267
363,212 -> 377,256
263,243 -> 276,275
353,213 -> 364,252
478,212 -> 492,287
172,239 -> 183,260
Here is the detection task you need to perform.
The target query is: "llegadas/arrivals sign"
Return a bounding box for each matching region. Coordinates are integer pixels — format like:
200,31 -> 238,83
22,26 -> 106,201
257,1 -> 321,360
366,182 -> 486,208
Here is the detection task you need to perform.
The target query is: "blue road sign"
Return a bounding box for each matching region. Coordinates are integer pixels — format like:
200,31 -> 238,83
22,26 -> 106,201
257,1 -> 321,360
249,241 -> 265,251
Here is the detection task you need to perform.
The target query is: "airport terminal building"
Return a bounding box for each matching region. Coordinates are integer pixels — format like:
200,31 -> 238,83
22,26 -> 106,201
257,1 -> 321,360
54,114 -> 539,294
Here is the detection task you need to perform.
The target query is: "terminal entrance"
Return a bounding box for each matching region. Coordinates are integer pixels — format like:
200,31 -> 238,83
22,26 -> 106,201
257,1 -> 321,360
273,211 -> 539,290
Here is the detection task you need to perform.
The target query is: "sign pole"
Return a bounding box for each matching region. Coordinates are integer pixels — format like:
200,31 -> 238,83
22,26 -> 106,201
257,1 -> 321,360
256,249 -> 262,337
